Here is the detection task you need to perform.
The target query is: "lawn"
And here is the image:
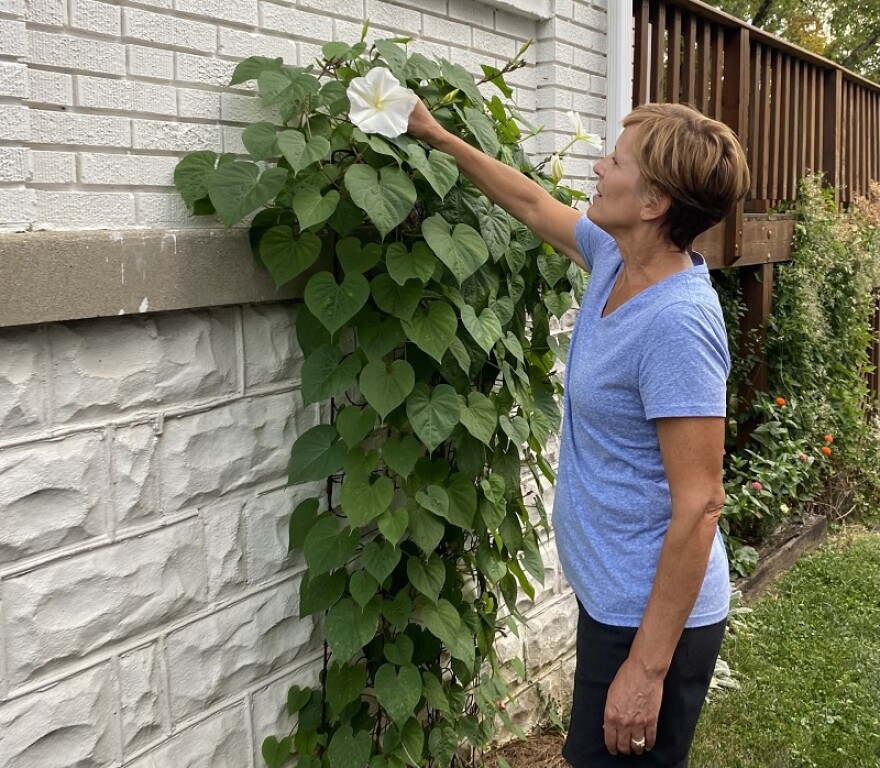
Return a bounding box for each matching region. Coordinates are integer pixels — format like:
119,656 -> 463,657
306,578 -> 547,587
691,526 -> 880,768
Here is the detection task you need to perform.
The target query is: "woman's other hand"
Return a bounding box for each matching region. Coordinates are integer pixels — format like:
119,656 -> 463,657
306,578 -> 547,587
407,99 -> 445,146
603,657 -> 662,756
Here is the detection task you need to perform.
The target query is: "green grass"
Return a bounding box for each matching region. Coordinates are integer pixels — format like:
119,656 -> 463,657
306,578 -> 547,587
691,527 -> 880,768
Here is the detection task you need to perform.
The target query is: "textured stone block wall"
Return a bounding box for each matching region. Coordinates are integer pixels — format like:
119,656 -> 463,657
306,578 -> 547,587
0,0 -> 606,764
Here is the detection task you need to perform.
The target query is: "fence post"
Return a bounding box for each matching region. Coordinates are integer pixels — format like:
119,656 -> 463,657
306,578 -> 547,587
722,27 -> 749,266
822,68 -> 843,205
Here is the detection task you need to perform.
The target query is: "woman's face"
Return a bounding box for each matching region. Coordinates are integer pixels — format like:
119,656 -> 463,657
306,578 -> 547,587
588,125 -> 645,235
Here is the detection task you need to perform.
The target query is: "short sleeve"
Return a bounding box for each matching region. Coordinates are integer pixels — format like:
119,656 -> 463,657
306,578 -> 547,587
639,301 -> 730,419
575,214 -> 616,273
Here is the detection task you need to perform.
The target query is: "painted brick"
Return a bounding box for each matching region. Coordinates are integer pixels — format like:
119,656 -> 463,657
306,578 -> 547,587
79,152 -> 178,186
0,147 -> 30,182
112,424 -> 162,531
27,68 -> 73,105
176,0 -> 258,26
217,28 -> 297,62
77,75 -> 178,116
132,118 -> 221,151
407,37 -> 450,63
363,0 -> 421,34
49,309 -> 237,423
0,664 -> 119,768
221,124 -> 246,155
494,8 -> 537,37
244,484 -> 316,583
220,91 -> 276,124
422,14 -> 471,47
166,582 -> 317,720
0,20 -> 28,57
0,0 -> 25,14
175,52 -> 236,87
472,26 -> 518,58
128,44 -> 174,80
34,191 -> 135,229
123,7 -> 216,54
177,87 -> 221,120
0,62 -> 28,98
0,105 -> 30,141
24,0 -> 64,26
241,302 -> 300,390
118,643 -> 169,757
125,704 -> 250,768
250,662 -> 320,757
70,0 -> 121,35
159,392 -> 310,514
2,518 -> 209,686
0,433 -> 109,566
30,150 -> 76,183
298,0 -> 363,18
135,191 -> 211,227
200,494 -> 247,601
259,2 -> 333,42
31,110 -> 129,147
573,1 -> 606,29
524,596 -> 578,671
448,0 -> 495,28
28,31 -> 125,76
0,188 -> 36,231
0,326 -> 43,436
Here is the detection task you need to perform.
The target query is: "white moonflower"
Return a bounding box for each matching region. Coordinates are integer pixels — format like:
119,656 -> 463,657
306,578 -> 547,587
347,67 -> 418,138
550,153 -> 564,184
567,110 -> 603,150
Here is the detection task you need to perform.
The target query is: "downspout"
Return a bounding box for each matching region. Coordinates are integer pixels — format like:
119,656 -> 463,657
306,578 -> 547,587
606,1 -> 634,146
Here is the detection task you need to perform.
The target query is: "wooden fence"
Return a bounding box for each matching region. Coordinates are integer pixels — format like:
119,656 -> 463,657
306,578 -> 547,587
630,0 -> 880,412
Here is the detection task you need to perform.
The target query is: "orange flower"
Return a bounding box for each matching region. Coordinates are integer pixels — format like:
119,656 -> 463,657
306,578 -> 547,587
775,397 -> 786,406
821,446 -> 832,456
824,434 -> 834,443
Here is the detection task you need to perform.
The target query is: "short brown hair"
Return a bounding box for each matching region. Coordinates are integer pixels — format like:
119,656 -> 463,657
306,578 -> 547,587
623,103 -> 750,250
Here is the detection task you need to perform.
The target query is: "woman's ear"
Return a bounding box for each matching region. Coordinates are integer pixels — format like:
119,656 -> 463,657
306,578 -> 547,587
639,190 -> 672,223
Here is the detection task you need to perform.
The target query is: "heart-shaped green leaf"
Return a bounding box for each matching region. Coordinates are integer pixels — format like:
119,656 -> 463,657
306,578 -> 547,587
385,241 -> 436,285
382,591 -> 412,630
384,634 -> 414,666
340,474 -> 395,527
405,144 -> 458,200
174,150 -> 219,206
405,384 -> 461,453
481,473 -> 506,508
504,240 -> 527,274
242,121 -> 278,161
375,663 -> 423,724
289,424 -> 347,484
492,296 -> 515,327
258,226 -> 323,288
418,598 -> 474,663
446,474 -> 477,529
356,311 -> 404,361
231,55 -> 283,86
415,486 -> 449,519
462,107 -> 501,156
326,663 -> 367,715
382,434 -> 421,478
286,685 -> 311,714
277,130 -> 331,174
378,506 -> 409,545
401,301 -> 457,363
303,515 -> 359,575
460,305 -> 503,353
476,200 -> 511,262
349,570 -> 379,608
294,186 -> 340,230
407,505 -> 445,554
325,597 -> 379,665
476,543 -> 507,583
208,162 -> 288,227
407,553 -> 446,601
362,539 -> 401,584
304,271 -> 370,336
301,345 -> 362,406
398,717 -> 426,768
499,413 -> 530,446
327,724 -> 372,768
337,237 -> 382,274
543,290 -> 574,318
359,359 -> 415,420
538,252 -> 570,287
446,335 -> 472,375
295,304 -> 331,357
502,332 -> 525,363
345,164 -> 416,239
262,736 -> 292,768
299,569 -> 347,616
371,275 -> 423,320
422,216 -> 489,285
335,405 -> 376,448
289,497 -> 320,551
457,392 -> 497,446
508,273 -> 526,304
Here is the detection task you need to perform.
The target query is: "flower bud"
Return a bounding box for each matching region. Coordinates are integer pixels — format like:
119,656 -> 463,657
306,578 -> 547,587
550,153 -> 564,184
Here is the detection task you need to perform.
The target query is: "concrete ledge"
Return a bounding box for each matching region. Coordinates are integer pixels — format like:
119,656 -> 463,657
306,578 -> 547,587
0,229 -> 327,328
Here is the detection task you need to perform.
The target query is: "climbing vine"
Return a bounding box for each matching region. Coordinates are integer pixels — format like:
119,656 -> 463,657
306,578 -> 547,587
173,25 -> 592,768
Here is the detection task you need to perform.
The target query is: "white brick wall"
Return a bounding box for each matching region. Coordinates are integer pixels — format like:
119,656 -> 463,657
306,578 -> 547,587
0,1 -> 607,764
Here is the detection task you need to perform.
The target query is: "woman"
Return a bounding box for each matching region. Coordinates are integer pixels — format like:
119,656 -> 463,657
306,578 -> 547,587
407,100 -> 750,766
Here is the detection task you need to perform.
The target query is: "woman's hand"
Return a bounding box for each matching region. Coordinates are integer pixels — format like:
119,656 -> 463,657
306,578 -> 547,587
603,657 -> 662,756
407,99 -> 446,146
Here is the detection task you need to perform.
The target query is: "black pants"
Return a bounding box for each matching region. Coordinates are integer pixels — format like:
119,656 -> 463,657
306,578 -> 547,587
562,603 -> 726,768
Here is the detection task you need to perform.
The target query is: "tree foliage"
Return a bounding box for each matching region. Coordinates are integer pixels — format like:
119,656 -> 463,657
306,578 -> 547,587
705,0 -> 880,82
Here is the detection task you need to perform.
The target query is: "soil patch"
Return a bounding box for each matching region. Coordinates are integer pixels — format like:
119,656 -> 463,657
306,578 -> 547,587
485,730 -> 567,768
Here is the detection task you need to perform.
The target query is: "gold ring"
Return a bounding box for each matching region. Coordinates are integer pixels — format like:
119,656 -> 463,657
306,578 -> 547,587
631,737 -> 646,748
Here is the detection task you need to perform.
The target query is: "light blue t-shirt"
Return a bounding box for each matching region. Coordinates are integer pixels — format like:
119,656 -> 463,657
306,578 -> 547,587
552,215 -> 731,628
